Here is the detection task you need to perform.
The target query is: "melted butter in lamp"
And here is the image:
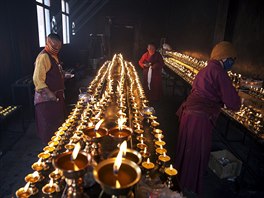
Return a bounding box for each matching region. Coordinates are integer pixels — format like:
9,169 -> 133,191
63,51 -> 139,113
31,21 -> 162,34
134,128 -> 144,134
16,182 -> 31,198
155,138 -> 166,146
16,188 -> 31,198
140,147 -> 150,158
165,164 -> 178,176
25,171 -> 40,183
137,140 -> 147,150
142,158 -> 155,169
158,152 -> 171,162
57,153 -> 88,171
42,179 -> 56,194
156,145 -> 167,155
32,159 -> 44,171
38,151 -> 50,160
43,146 -> 55,153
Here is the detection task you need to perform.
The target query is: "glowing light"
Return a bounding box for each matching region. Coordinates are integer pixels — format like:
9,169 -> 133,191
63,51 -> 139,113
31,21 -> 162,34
71,142 -> 81,161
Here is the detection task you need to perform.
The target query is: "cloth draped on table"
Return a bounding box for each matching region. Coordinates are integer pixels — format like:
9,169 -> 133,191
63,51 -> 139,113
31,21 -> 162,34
174,60 -> 241,195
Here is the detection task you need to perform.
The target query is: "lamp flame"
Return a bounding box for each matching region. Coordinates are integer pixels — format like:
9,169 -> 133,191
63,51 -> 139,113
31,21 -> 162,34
87,153 -> 92,165
119,140 -> 127,157
37,158 -> 42,165
94,110 -> 101,119
49,141 -> 54,147
117,117 -> 127,130
143,147 -> 147,154
147,158 -> 150,164
54,168 -> 59,175
113,150 -> 122,175
95,119 -> 104,131
49,179 -> 54,187
24,182 -> 30,192
71,142 -> 81,161
113,141 -> 127,175
32,171 -> 39,178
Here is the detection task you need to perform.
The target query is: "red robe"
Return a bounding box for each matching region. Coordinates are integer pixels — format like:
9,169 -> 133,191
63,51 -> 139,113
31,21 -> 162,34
138,51 -> 164,102
175,60 -> 241,195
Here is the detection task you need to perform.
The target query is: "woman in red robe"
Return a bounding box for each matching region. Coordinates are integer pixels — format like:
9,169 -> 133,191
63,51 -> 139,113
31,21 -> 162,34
175,41 -> 241,196
138,43 -> 164,103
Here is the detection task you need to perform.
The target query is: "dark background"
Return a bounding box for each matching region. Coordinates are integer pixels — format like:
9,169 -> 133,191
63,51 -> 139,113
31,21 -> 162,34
1,0 -> 263,104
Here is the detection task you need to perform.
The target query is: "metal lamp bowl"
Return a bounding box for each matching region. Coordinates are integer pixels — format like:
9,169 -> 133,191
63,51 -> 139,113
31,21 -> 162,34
52,151 -> 90,179
82,126 -> 108,142
108,148 -> 142,165
93,158 -> 141,196
108,126 -> 132,141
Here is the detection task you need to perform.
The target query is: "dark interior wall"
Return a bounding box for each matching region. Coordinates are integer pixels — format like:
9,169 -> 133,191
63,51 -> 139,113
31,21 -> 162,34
164,0 -> 218,59
232,0 -> 264,79
0,0 -> 39,103
70,0 -> 172,62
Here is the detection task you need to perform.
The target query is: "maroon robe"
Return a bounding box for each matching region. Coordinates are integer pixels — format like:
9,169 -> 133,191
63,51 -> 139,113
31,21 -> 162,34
175,60 -> 241,195
139,51 -> 164,102
34,50 -> 65,144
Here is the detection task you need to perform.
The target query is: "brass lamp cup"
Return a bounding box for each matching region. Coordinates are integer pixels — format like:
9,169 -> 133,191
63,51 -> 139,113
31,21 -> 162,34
108,149 -> 142,165
108,126 -> 132,142
93,158 -> 141,196
16,187 -> 32,198
82,126 -> 108,143
52,151 -> 90,179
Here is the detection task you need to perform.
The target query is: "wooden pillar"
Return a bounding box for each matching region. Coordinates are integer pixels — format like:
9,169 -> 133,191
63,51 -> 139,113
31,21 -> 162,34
213,0 -> 230,45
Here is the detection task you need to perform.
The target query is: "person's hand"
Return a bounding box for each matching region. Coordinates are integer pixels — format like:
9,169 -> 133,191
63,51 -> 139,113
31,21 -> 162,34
43,88 -> 58,101
65,72 -> 74,79
143,62 -> 151,67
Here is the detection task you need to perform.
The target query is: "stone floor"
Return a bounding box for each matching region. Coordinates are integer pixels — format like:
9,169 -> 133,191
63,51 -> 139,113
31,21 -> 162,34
0,68 -> 264,198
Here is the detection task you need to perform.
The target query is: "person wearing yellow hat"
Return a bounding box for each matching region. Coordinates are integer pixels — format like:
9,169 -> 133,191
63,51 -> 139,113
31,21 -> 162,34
174,41 -> 241,196
210,41 -> 237,71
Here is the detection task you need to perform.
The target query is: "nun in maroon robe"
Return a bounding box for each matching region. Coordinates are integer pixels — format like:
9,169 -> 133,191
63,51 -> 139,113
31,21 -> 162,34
139,43 -> 164,103
175,41 -> 241,196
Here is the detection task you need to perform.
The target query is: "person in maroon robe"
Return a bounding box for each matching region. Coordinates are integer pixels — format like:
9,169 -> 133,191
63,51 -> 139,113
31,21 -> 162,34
175,41 -> 241,196
33,33 -> 65,144
139,43 -> 164,103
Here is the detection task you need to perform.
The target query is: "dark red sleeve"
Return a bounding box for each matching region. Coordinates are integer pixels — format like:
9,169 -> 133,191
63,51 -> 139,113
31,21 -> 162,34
217,70 -> 241,111
151,53 -> 164,70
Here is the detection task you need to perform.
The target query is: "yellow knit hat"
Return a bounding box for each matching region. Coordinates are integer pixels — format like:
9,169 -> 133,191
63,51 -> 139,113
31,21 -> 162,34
210,41 -> 237,60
